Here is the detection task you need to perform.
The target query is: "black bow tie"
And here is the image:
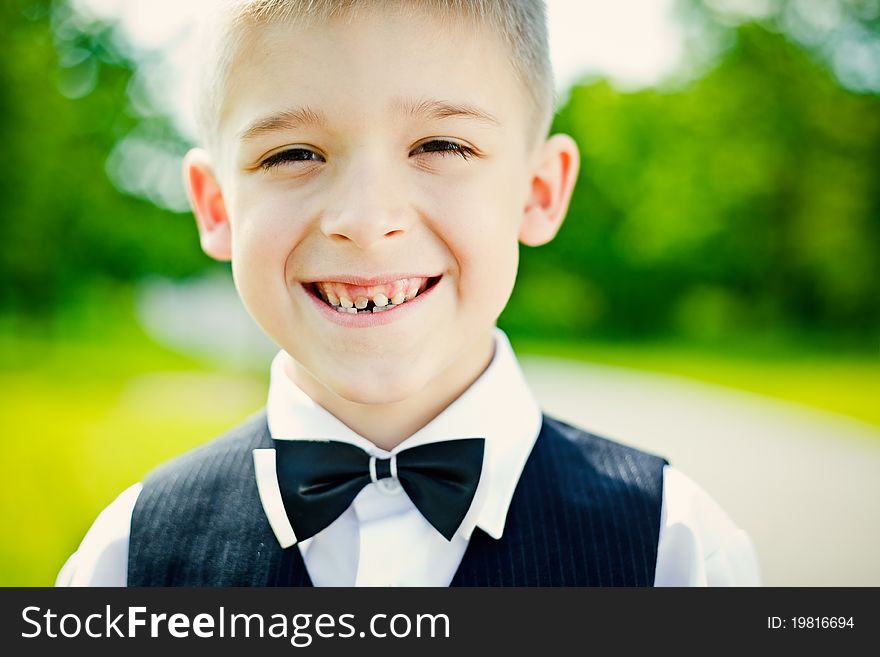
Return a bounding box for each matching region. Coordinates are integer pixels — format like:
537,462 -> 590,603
272,437 -> 485,542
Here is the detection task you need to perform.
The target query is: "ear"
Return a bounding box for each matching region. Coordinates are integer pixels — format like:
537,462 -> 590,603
183,147 -> 232,261
519,134 -> 580,246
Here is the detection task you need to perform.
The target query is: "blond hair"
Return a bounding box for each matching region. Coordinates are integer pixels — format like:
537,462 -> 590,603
194,0 -> 555,155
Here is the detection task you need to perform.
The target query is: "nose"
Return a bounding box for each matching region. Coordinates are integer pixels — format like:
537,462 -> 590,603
319,159 -> 413,249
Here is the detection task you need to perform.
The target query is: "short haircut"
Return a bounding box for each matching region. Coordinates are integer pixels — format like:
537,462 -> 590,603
194,0 -> 555,156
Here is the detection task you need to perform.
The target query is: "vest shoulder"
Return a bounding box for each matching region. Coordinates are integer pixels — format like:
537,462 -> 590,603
141,409 -> 269,489
129,409 -> 280,586
540,413 -> 669,466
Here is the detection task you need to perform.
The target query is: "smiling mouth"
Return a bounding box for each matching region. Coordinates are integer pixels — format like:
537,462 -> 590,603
305,275 -> 442,314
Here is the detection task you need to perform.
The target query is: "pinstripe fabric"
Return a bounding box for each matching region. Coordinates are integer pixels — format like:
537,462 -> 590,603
128,411 -> 312,587
128,412 -> 667,587
450,416 -> 666,586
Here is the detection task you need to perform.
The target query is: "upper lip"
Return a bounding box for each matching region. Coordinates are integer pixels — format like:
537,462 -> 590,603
302,273 -> 440,286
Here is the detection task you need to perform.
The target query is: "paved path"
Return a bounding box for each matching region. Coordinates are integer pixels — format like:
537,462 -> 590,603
519,356 -> 880,586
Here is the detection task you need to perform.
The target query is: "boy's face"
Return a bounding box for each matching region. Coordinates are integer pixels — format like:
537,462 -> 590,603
189,9 -> 577,408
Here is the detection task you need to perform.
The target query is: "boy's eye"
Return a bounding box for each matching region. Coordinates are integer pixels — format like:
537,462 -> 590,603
411,140 -> 476,161
260,148 -> 324,170
257,140 -> 476,170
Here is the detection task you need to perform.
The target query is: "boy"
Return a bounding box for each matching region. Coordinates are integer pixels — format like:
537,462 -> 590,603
57,0 -> 760,586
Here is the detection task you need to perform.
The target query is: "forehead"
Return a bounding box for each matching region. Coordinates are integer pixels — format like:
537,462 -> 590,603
219,10 -> 530,148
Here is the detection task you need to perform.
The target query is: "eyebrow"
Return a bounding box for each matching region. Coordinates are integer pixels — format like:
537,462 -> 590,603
238,106 -> 327,142
237,96 -> 500,142
394,97 -> 501,127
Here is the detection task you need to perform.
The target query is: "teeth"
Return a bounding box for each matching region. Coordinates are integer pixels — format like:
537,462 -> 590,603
315,276 -> 438,314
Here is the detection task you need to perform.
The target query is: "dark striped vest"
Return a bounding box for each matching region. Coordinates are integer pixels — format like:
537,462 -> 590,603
128,411 -> 668,586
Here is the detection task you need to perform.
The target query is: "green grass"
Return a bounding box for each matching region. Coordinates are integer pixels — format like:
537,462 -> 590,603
0,308 -> 268,586
2,301 -> 877,585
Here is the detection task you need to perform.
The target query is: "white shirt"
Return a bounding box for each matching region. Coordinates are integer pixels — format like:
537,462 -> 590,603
56,329 -> 761,587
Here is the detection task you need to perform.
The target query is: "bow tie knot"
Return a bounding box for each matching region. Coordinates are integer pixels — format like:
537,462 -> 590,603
273,438 -> 485,542
369,454 -> 397,483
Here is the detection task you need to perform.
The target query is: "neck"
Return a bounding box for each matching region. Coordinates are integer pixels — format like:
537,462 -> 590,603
284,332 -> 496,451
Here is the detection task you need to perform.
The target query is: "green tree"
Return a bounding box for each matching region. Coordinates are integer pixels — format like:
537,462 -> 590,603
505,22 -> 879,345
0,0 -> 207,315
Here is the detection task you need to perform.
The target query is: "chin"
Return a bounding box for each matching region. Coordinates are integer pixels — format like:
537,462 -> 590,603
324,366 -> 429,406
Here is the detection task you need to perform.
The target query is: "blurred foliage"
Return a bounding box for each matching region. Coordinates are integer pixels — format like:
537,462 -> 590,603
506,13 -> 879,346
0,0 -> 208,317
0,0 -> 877,349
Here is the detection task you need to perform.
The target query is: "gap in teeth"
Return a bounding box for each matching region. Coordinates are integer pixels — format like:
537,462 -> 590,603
314,277 -> 435,311
333,299 -> 401,313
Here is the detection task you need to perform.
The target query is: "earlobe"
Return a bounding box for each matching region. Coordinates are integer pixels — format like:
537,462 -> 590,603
519,134 -> 580,247
183,148 -> 232,261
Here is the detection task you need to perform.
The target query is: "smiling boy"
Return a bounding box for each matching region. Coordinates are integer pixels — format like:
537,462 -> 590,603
57,0 -> 760,587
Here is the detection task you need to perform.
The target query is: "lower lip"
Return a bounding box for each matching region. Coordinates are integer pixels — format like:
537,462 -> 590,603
301,277 -> 442,328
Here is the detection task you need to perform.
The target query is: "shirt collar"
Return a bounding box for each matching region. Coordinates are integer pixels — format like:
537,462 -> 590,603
256,328 -> 542,545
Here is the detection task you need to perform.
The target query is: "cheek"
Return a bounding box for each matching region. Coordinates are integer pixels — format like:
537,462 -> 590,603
444,192 -> 522,315
230,192 -> 306,270
477,237 -> 519,318
227,195 -> 309,320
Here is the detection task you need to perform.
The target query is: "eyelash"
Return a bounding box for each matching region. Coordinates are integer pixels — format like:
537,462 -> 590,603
412,140 -> 476,161
260,148 -> 322,170
258,140 -> 476,170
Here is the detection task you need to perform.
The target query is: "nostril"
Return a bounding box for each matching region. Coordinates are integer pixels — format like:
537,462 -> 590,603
384,229 -> 404,238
